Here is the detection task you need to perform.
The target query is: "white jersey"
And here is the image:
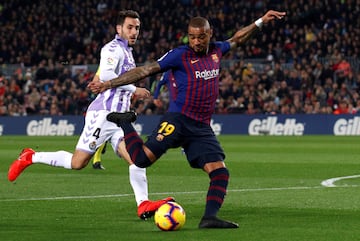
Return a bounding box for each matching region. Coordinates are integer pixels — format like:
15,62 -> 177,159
87,34 -> 136,112
77,35 -> 137,153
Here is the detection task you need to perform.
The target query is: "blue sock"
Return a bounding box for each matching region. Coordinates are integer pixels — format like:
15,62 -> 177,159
204,167 -> 229,217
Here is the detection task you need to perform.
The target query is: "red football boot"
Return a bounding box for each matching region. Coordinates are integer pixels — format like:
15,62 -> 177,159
8,148 -> 35,182
137,197 -> 175,220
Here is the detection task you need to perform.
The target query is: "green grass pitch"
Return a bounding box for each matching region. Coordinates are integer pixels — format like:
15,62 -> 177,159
1,135 -> 360,241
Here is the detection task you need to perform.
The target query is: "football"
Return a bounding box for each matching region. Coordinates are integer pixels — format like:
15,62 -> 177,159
154,201 -> 186,231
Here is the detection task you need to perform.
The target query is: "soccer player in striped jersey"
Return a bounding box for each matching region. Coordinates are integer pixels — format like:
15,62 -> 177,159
8,10 -> 173,220
89,10 -> 286,228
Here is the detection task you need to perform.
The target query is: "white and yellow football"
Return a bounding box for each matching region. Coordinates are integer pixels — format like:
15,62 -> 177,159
154,201 -> 186,231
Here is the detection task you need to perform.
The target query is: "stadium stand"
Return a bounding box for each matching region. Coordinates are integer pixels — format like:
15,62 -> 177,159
0,0 -> 359,116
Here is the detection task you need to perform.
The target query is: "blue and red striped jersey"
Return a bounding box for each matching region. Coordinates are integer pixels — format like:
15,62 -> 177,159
157,41 -> 231,124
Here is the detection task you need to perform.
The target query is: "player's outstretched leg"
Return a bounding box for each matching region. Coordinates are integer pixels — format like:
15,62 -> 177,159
8,148 -> 35,182
198,216 -> 239,229
138,197 -> 175,220
107,111 -> 137,127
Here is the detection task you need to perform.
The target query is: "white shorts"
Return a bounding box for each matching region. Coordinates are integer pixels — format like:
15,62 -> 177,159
76,110 -> 124,155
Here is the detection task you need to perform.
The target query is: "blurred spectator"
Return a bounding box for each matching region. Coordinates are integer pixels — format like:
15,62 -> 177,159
0,0 -> 359,116
332,54 -> 351,85
333,99 -> 349,114
276,81 -> 291,105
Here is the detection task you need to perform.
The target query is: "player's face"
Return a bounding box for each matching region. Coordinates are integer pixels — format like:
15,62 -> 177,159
117,17 -> 140,46
188,26 -> 212,54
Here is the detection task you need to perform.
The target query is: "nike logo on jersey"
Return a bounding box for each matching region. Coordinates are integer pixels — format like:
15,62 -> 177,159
190,59 -> 199,64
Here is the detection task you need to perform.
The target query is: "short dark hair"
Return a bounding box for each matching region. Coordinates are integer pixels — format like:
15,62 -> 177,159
116,10 -> 140,25
189,16 -> 209,28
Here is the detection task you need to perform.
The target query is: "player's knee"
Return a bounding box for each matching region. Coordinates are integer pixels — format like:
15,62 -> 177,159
71,159 -> 89,170
134,158 -> 153,168
71,163 -> 86,170
71,151 -> 92,169
133,145 -> 158,168
203,161 -> 226,174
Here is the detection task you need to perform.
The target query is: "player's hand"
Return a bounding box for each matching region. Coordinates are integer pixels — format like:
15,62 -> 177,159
261,10 -> 286,24
153,99 -> 163,108
87,79 -> 108,94
134,87 -> 150,98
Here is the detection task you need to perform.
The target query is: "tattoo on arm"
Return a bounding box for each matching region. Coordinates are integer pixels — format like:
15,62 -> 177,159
109,62 -> 161,88
228,23 -> 259,49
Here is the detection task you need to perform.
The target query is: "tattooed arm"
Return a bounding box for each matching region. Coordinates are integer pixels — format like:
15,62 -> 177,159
88,61 -> 161,94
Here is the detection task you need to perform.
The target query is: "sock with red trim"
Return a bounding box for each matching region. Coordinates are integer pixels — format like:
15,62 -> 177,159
121,123 -> 152,168
204,167 -> 229,217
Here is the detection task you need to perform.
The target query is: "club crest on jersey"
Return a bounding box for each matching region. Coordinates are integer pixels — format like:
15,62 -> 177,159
89,141 -> 97,151
211,54 -> 219,63
156,134 -> 164,142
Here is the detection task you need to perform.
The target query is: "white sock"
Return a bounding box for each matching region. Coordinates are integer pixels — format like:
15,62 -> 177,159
32,151 -> 72,169
129,164 -> 148,206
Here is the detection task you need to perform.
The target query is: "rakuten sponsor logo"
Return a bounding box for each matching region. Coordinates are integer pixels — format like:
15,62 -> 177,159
27,118 -> 75,136
195,69 -> 219,80
249,117 -> 305,136
333,117 -> 360,135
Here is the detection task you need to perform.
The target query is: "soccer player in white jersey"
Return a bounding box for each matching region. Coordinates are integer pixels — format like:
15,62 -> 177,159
90,69 -> 107,170
8,10 -> 173,220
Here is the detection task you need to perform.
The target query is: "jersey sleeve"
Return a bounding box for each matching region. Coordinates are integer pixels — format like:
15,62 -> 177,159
157,48 -> 182,72
215,41 -> 231,55
98,44 -> 136,93
99,45 -> 120,81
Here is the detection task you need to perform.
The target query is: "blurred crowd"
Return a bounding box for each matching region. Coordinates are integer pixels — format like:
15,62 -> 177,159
0,0 -> 359,116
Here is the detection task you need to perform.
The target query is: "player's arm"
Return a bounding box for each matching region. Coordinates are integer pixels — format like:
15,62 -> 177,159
108,61 -> 161,89
134,87 -> 151,98
153,71 -> 169,99
97,48 -> 137,93
88,61 -> 161,94
228,10 -> 286,49
93,67 -> 100,81
152,71 -> 169,107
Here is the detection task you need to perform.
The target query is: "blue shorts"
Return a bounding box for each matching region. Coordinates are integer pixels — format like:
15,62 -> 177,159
145,112 -> 225,168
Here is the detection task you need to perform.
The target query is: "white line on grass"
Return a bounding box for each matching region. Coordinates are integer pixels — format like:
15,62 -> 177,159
321,174 -> 360,187
1,184 -> 358,202
0,193 -> 134,202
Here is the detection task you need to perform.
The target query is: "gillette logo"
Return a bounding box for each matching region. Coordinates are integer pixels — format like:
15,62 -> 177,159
333,117 -> 360,135
249,117 -> 305,136
27,118 -> 75,136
